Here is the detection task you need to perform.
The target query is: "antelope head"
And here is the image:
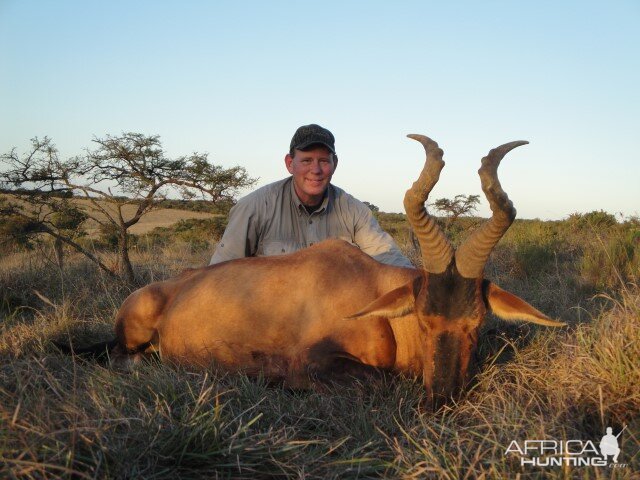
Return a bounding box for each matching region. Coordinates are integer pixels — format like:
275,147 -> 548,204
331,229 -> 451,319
350,135 -> 564,407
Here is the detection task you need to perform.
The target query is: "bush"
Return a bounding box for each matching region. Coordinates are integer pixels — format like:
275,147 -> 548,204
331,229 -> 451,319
96,223 -> 123,251
513,240 -> 558,277
157,198 -> 236,215
567,210 -> 618,230
580,227 -> 640,290
140,217 -> 228,252
50,204 -> 87,232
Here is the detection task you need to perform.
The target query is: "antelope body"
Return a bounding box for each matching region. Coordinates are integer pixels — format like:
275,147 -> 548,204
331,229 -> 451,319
93,135 -> 564,404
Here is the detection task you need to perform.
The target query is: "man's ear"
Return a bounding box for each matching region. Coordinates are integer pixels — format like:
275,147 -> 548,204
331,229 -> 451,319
285,153 -> 294,174
345,276 -> 422,320
332,154 -> 338,173
483,280 -> 565,327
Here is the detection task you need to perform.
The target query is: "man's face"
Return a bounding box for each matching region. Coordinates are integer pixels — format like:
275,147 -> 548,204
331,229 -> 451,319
285,145 -> 337,206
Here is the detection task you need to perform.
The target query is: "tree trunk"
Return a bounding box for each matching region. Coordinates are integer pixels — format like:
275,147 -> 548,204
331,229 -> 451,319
118,230 -> 136,284
54,236 -> 64,271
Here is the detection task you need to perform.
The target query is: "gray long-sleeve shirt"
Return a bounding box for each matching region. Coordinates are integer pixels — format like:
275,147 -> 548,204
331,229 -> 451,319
209,177 -> 413,268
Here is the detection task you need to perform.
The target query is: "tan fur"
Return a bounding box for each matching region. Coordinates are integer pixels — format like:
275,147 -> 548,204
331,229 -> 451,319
115,239 -> 418,379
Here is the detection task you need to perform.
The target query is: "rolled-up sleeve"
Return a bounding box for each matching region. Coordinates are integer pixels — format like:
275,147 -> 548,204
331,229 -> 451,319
209,195 -> 262,265
353,205 -> 414,268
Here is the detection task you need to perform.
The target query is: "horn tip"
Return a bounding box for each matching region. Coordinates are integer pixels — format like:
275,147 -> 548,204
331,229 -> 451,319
406,134 -> 439,149
511,140 -> 529,149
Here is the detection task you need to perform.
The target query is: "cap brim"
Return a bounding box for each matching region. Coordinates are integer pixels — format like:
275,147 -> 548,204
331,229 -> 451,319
294,141 -> 336,153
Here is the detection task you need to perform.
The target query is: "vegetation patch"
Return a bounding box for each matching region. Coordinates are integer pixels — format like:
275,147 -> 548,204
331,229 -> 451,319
1,210 -> 638,478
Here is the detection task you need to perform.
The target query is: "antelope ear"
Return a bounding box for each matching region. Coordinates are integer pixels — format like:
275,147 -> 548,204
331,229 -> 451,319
483,280 -> 565,327
346,276 -> 423,320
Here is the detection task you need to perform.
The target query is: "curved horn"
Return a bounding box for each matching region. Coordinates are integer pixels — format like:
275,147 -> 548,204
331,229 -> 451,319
455,141 -> 528,278
404,134 -> 454,273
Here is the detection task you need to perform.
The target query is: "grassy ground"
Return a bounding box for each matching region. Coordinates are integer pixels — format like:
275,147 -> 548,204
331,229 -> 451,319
0,217 -> 638,479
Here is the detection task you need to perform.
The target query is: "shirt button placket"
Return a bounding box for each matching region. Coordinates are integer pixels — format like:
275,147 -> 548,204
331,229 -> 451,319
308,215 -> 317,247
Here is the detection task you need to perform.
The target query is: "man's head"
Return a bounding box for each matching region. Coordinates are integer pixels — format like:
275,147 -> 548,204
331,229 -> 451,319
285,124 -> 338,207
288,124 -> 336,157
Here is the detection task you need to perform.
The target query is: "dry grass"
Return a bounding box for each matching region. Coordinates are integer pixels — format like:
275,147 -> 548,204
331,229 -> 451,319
1,233 -> 639,479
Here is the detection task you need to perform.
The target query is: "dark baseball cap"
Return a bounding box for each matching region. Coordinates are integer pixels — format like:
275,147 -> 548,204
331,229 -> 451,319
289,124 -> 336,155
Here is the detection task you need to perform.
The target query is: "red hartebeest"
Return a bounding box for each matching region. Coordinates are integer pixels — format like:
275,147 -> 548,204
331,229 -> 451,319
64,135 -> 564,405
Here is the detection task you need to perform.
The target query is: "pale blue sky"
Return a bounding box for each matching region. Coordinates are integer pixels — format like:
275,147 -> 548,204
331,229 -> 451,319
1,1 -> 638,219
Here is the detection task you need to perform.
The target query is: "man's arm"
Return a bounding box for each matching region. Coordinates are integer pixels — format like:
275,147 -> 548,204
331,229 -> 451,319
353,205 -> 414,268
209,195 -> 262,265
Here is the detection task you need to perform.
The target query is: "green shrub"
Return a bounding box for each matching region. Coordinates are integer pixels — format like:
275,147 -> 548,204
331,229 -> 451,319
376,213 -> 409,240
580,227 -> 640,289
0,215 -> 44,249
50,203 -> 87,232
513,240 -> 558,277
140,217 -> 228,253
96,222 -> 123,250
173,217 -> 227,250
567,210 -> 618,230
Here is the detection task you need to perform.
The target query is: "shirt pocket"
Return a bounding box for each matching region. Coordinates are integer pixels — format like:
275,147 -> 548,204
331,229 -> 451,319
258,239 -> 301,256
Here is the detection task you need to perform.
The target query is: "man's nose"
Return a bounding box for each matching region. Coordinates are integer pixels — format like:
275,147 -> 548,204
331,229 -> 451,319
310,161 -> 322,174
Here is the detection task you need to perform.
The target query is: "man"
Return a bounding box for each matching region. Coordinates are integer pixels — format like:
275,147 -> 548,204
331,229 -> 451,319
209,124 -> 413,268
599,427 -> 621,463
